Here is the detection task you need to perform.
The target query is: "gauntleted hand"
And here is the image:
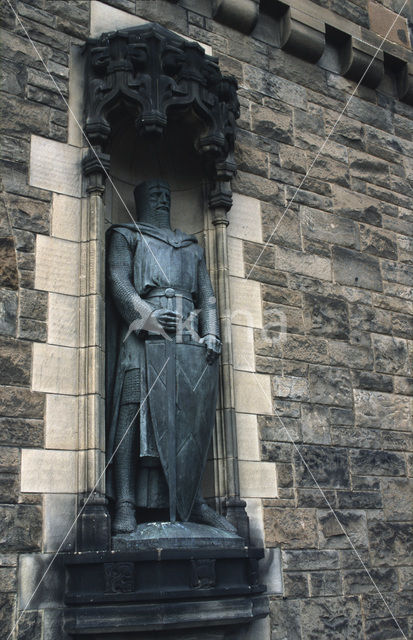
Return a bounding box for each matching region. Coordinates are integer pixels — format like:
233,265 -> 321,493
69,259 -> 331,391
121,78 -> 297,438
200,334 -> 221,364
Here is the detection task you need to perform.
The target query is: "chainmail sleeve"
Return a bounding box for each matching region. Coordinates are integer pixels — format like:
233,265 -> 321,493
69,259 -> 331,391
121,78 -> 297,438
107,230 -> 154,328
196,250 -> 220,339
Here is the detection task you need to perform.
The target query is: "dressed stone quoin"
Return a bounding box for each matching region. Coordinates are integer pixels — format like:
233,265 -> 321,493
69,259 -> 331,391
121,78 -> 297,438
106,180 -> 235,535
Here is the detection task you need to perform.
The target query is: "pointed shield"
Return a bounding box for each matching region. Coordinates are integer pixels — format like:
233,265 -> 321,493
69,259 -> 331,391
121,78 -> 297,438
145,338 -> 219,522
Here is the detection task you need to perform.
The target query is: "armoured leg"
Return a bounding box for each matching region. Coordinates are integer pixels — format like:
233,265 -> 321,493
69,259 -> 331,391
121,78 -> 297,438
191,489 -> 236,533
112,403 -> 139,534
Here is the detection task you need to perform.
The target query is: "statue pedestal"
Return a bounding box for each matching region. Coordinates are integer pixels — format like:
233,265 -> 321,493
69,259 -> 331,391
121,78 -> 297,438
112,521 -> 244,551
63,523 -> 268,639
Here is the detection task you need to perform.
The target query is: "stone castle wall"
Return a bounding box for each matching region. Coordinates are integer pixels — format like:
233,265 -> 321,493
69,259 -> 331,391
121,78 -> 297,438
0,0 -> 412,638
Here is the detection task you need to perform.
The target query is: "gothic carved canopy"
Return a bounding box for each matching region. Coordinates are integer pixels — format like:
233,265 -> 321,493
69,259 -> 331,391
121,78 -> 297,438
82,23 -> 240,198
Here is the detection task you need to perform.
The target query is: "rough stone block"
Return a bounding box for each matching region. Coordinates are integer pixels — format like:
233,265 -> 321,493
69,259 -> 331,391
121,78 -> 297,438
309,364 -> 353,406
302,595 -> 363,638
350,449 -> 406,477
318,509 -> 368,550
294,445 -> 350,488
332,246 -> 382,291
330,343 -> 373,370
264,507 -> 317,548
0,505 -> 41,551
303,293 -> 349,339
332,185 -> 382,227
309,571 -> 341,597
372,334 -> 410,375
244,65 -> 307,108
368,1 -> 410,48
282,335 -> 329,364
272,375 -> 308,401
0,336 -> 31,386
352,370 -> 394,393
269,599 -> 301,640
300,205 -> 358,248
283,571 -> 309,597
354,390 -> 410,431
359,225 -> 397,259
368,520 -> 413,566
0,594 -> 14,638
275,245 -> 331,281
301,403 -> 331,445
29,135 -> 81,197
381,478 -> 413,522
0,289 -> 18,336
282,549 -> 339,571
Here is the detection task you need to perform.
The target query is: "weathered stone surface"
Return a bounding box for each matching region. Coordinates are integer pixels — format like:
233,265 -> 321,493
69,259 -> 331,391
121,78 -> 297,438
282,335 -> 329,363
300,206 -> 358,249
303,293 -> 349,339
0,386 -> 44,419
308,365 -> 353,406
372,334 -> 410,375
330,343 -> 373,370
300,596 -> 363,639
0,237 -> 18,290
359,225 -> 397,259
270,599 -> 301,640
310,571 -> 341,596
351,371 -> 393,393
17,610 -> 42,640
0,289 -> 17,336
0,505 -> 41,551
354,390 -> 410,431
0,337 -> 31,385
264,507 -> 317,548
318,510 -> 369,550
282,549 -> 339,571
332,246 -> 383,291
0,594 -> 14,637
381,478 -> 413,522
368,520 -> 413,566
343,567 -> 398,595
350,449 -> 406,477
294,445 -> 350,488
301,403 -> 330,445
283,571 -> 308,597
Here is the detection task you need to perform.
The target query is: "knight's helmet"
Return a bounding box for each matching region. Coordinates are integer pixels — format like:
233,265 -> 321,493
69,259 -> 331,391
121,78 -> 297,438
134,179 -> 171,227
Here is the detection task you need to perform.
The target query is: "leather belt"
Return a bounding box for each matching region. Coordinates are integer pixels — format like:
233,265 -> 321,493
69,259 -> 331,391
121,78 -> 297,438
145,287 -> 194,303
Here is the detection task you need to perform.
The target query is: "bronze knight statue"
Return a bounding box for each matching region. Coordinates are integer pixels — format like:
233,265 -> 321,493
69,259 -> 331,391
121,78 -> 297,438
106,180 -> 234,536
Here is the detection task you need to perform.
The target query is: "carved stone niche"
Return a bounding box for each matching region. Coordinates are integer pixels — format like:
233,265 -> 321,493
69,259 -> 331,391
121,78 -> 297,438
63,22 -> 268,639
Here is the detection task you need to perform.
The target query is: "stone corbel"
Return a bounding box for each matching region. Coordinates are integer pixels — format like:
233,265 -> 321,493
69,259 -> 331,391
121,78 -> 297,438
342,38 -> 384,89
213,0 -> 259,35
280,7 -> 325,63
